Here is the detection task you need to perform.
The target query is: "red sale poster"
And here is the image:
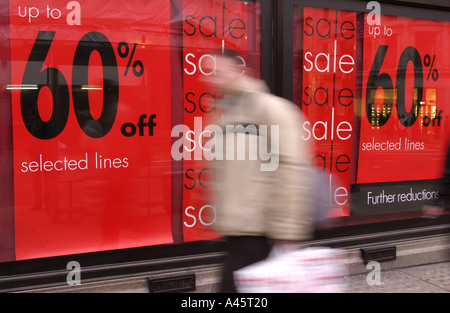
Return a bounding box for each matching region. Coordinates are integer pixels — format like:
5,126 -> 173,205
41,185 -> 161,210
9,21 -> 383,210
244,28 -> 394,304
9,0 -> 173,260
358,14 -> 450,184
300,7 -> 357,217
181,0 -> 252,241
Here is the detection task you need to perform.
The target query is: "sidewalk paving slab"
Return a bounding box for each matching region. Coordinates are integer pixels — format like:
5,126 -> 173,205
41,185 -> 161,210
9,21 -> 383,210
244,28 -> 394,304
344,261 -> 450,293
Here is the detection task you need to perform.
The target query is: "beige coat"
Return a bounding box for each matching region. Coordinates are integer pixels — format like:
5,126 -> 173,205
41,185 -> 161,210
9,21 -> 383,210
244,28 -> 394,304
212,77 -> 314,241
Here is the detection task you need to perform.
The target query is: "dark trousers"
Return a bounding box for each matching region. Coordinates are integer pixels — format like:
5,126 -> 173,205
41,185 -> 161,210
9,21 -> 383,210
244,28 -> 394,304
219,236 -> 272,293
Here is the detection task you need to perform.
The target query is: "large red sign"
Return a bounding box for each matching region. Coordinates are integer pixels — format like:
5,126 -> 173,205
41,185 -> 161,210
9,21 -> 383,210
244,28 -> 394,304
9,0 -> 173,260
181,0 -> 257,241
3,1 -> 450,262
358,14 -> 450,183
299,7 -> 357,217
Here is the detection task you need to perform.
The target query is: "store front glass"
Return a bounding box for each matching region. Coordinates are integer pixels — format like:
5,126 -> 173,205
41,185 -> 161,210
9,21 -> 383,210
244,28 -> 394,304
0,0 -> 449,268
0,0 -> 263,263
291,2 -> 450,230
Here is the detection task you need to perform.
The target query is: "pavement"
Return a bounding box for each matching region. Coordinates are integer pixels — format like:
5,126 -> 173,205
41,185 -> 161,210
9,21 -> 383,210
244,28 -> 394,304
17,257 -> 449,293
343,261 -> 450,293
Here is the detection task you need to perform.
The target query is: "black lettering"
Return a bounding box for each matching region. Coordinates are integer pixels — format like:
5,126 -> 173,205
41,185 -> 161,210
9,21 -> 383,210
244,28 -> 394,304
304,17 -> 314,36
199,16 -> 217,38
199,168 -> 214,189
315,87 -> 328,106
121,122 -> 136,137
185,92 -> 196,113
317,18 -> 331,38
199,92 -> 216,113
340,21 -> 355,39
303,86 -> 312,106
229,18 -> 246,39
335,154 -> 350,172
184,15 -> 196,36
312,154 -> 327,171
184,169 -> 196,189
338,88 -> 354,106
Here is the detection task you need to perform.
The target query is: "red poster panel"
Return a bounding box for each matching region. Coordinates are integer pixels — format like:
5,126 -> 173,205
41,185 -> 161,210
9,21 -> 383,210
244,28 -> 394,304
181,0 -> 251,241
9,0 -> 173,260
358,14 -> 450,183
300,7 -> 357,217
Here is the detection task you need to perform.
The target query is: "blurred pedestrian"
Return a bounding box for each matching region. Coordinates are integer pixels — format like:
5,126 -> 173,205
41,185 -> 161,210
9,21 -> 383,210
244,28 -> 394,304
204,50 -> 315,293
423,143 -> 450,217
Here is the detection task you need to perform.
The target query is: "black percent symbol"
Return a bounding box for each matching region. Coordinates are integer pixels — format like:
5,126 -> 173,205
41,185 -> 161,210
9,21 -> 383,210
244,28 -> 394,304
423,54 -> 439,81
117,41 -> 144,77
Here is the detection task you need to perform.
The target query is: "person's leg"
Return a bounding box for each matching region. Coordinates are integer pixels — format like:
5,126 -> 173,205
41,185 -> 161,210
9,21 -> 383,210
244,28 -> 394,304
219,236 -> 271,293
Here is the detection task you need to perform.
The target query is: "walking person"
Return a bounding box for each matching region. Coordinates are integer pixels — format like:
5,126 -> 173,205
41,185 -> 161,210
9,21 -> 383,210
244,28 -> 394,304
423,143 -> 450,217
204,50 -> 315,293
